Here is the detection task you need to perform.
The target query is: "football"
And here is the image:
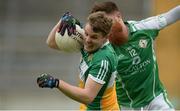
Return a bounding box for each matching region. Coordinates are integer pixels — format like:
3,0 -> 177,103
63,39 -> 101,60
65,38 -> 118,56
55,25 -> 84,52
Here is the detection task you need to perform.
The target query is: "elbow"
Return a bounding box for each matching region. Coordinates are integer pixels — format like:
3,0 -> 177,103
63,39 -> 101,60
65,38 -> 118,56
86,98 -> 94,105
83,95 -> 95,105
46,39 -> 53,48
46,38 -> 58,49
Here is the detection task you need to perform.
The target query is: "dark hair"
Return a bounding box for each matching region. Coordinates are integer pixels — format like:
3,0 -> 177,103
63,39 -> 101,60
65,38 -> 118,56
88,12 -> 113,37
91,1 -> 119,14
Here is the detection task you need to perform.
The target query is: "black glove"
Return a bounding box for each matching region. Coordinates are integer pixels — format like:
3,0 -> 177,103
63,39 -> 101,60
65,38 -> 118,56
37,73 -> 59,88
58,12 -> 82,36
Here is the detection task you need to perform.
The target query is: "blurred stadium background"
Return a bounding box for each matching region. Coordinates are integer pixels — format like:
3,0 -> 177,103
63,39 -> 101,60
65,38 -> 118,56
0,0 -> 179,110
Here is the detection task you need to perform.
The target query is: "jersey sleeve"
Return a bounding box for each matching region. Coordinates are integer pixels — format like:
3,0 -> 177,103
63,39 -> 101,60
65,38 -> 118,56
162,5 -> 180,26
128,5 -> 180,31
89,59 -> 110,85
128,15 -> 167,32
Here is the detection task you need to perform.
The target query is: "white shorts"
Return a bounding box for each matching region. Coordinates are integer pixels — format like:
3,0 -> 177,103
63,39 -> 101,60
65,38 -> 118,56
120,93 -> 175,111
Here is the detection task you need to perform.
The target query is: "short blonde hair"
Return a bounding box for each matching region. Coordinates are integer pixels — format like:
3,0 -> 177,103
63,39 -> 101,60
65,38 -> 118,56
87,11 -> 113,37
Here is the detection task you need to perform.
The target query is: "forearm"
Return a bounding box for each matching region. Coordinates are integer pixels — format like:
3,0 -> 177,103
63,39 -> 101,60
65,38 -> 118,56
46,21 -> 61,49
37,74 -> 101,105
57,80 -> 94,105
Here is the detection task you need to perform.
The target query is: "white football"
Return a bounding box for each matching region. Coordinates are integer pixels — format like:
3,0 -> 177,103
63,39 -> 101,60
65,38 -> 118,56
55,25 -> 84,53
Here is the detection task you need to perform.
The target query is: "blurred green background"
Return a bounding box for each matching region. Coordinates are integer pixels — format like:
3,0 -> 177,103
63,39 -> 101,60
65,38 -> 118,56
0,0 -> 179,110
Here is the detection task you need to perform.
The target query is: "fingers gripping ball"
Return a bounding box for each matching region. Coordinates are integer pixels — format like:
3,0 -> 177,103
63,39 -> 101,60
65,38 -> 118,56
58,12 -> 82,36
55,24 -> 84,53
109,21 -> 128,45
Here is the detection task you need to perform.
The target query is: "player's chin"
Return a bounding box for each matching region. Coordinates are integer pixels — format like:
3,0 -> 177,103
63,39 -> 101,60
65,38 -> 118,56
84,46 -> 95,53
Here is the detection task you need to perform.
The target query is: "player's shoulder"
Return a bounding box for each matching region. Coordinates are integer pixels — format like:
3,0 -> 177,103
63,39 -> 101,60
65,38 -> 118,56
126,20 -> 148,32
127,20 -> 159,34
93,44 -> 116,63
97,42 -> 115,56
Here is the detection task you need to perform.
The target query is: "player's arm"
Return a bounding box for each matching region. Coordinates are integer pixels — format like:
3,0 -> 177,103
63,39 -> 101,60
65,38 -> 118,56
37,73 -> 102,105
163,5 -> 180,26
132,5 -> 180,30
58,76 -> 102,104
46,12 -> 81,50
46,21 -> 60,49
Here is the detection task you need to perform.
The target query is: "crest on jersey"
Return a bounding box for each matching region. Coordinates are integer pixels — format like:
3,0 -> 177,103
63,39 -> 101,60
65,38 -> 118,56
139,39 -> 147,48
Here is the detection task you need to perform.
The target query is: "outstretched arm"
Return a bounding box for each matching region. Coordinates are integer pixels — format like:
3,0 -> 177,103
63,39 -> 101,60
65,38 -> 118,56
162,5 -> 180,26
130,5 -> 180,30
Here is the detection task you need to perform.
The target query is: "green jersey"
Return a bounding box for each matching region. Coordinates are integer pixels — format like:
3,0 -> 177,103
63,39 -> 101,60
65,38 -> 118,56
114,15 -> 169,108
79,41 -> 119,110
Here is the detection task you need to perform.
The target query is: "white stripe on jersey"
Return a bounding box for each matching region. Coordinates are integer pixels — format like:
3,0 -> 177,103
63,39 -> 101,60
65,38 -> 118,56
101,60 -> 109,80
97,60 -> 104,79
97,60 -> 108,80
92,60 -> 108,84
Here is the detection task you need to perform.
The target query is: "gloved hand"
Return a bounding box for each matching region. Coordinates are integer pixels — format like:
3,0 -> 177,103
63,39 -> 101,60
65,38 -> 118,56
37,73 -> 59,88
58,12 -> 82,36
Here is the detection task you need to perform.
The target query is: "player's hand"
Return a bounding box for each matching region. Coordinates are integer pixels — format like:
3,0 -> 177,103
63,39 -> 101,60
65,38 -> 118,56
58,12 -> 82,36
37,73 -> 59,88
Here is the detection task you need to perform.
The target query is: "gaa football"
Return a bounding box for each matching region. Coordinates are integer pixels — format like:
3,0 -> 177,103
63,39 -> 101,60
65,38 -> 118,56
55,25 -> 84,52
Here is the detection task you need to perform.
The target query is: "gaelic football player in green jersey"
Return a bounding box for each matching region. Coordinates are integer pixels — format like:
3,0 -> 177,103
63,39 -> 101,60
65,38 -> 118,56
90,1 -> 180,111
56,1 -> 179,111
37,12 -> 120,110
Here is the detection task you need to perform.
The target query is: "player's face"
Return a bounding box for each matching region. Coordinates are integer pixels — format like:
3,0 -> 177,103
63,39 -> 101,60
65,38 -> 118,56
83,23 -> 107,53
